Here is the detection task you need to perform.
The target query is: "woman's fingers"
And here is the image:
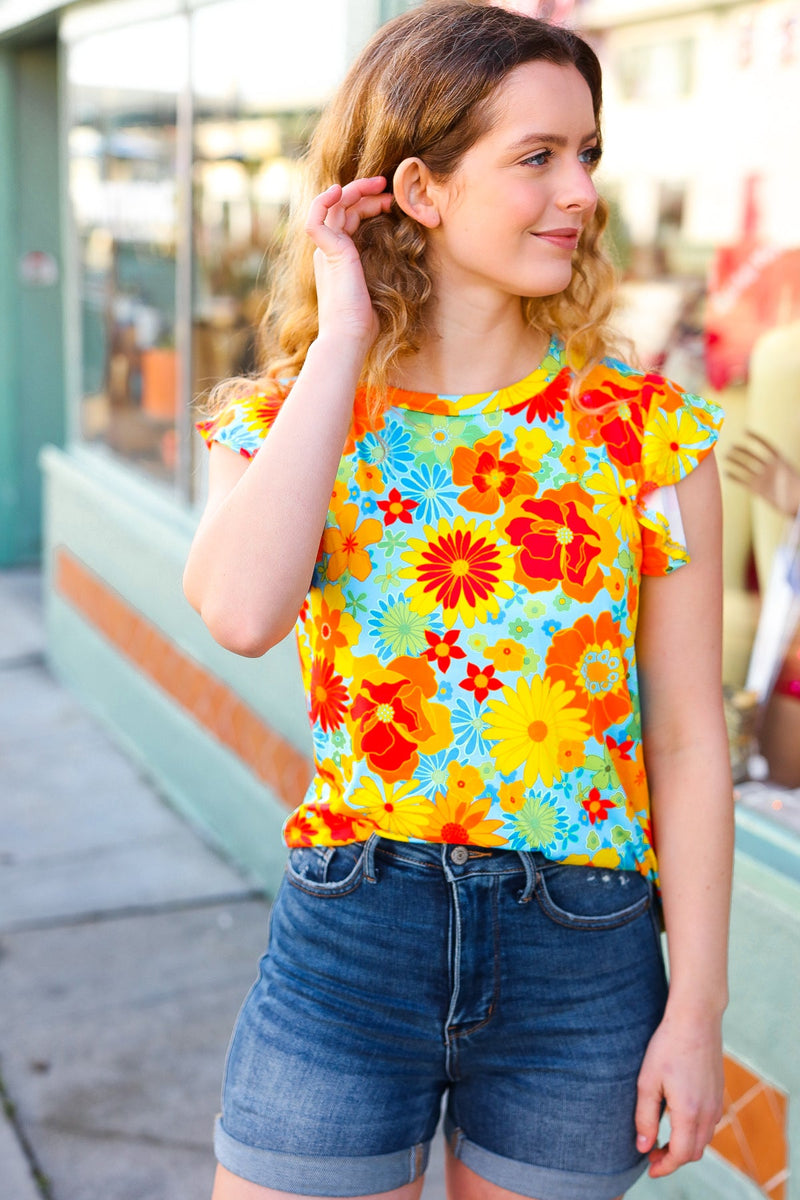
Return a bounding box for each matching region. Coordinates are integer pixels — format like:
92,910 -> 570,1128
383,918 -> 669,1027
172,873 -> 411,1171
305,177 -> 391,251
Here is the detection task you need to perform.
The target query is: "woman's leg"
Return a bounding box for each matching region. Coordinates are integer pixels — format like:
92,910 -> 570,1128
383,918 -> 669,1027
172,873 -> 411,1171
444,1148 -> 623,1200
212,1163 -> 424,1200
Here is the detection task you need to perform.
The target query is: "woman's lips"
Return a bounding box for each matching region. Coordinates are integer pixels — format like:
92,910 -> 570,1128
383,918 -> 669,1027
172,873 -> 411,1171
533,228 -> 580,249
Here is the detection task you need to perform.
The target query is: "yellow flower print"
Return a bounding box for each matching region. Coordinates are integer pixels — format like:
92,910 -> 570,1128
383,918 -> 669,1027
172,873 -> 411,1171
349,778 -> 433,840
585,461 -> 640,540
419,791 -> 506,845
484,638 -> 526,672
642,408 -> 707,485
355,460 -> 386,494
322,504 -> 383,582
514,426 -> 553,470
400,516 -> 515,628
483,675 -> 590,788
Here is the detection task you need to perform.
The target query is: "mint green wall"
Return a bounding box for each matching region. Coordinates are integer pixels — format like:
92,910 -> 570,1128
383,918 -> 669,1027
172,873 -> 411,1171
41,445 -> 312,886
0,48 -> 20,564
0,40 -> 64,565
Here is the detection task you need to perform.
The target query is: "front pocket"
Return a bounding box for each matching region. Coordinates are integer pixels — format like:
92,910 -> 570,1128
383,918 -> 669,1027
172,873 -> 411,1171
285,842 -> 367,897
534,863 -> 651,930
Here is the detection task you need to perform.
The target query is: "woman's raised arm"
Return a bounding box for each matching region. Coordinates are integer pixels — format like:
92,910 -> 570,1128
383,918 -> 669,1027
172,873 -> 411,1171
182,178 -> 393,656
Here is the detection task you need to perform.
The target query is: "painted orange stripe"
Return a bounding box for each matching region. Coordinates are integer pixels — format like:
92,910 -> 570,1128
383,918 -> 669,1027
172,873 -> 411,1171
710,1057 -> 789,1192
53,546 -> 312,810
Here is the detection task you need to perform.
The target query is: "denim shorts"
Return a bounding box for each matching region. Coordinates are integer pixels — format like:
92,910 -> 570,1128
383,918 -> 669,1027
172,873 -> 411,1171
215,836 -> 667,1199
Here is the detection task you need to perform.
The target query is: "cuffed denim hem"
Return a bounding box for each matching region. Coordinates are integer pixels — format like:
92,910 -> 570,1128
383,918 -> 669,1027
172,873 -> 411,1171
215,1116 -> 430,1197
445,1116 -> 649,1200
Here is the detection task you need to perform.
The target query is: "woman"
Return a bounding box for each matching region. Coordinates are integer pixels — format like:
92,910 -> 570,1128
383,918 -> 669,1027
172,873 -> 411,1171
184,5 -> 733,1198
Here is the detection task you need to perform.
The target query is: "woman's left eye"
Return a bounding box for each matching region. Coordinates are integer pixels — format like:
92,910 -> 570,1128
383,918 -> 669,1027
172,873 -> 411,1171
579,145 -> 603,167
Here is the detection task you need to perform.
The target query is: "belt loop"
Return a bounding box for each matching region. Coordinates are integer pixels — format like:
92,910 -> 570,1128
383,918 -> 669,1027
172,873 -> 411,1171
363,834 -> 379,884
517,851 -> 537,903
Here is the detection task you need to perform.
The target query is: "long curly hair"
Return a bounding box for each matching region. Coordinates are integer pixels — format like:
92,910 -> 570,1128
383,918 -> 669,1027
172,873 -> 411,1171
210,0 -> 626,418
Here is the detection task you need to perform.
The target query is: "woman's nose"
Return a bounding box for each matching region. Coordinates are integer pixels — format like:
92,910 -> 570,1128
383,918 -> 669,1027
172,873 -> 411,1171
558,163 -> 598,213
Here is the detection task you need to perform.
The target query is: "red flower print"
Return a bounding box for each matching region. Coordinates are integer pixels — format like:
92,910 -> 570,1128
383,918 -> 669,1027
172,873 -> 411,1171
309,657 -> 349,732
605,734 -> 633,760
402,517 -> 515,627
459,662 -> 504,704
507,370 -> 569,424
505,490 -> 604,600
350,675 -> 437,783
377,488 -> 418,526
582,788 -> 616,824
422,629 -> 466,673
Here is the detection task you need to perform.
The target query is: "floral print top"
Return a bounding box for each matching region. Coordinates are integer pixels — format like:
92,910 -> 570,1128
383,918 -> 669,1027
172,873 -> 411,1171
199,338 -> 722,880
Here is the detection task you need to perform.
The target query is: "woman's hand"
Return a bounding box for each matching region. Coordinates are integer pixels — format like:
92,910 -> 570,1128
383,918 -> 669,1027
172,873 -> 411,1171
305,177 -> 394,348
634,1006 -> 725,1177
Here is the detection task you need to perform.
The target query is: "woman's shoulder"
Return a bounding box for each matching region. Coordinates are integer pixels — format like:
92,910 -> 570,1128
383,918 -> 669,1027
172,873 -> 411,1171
196,378 -> 292,458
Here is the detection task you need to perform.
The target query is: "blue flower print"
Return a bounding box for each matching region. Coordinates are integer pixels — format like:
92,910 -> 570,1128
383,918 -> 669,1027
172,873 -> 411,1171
451,696 -> 490,756
415,748 -> 460,799
542,619 -> 562,637
358,422 -> 414,474
398,463 -> 459,524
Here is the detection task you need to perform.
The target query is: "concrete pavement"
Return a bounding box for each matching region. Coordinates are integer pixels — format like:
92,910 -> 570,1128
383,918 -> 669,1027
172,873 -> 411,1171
0,566 -> 449,1200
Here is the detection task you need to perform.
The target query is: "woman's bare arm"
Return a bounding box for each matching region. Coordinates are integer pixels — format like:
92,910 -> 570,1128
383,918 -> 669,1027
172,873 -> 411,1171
634,451 -> 734,1176
183,178 -> 392,656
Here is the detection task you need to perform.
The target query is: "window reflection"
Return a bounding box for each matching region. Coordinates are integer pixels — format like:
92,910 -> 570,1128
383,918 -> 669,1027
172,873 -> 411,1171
68,17 -> 187,484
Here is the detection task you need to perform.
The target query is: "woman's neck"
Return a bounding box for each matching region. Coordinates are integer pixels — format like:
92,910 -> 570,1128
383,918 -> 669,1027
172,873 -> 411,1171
390,295 -> 550,395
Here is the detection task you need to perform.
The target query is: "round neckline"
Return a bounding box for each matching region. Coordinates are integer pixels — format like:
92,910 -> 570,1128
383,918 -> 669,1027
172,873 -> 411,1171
385,336 -> 567,416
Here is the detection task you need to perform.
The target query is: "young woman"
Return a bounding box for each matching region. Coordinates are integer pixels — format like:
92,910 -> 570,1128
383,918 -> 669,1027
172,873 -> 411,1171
184,5 -> 733,1199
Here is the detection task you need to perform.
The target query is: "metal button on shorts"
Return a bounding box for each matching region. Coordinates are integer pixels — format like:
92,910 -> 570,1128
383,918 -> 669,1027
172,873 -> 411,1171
450,846 -> 469,865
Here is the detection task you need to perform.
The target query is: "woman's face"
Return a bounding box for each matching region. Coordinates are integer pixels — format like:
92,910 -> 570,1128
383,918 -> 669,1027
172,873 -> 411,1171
427,60 -> 600,306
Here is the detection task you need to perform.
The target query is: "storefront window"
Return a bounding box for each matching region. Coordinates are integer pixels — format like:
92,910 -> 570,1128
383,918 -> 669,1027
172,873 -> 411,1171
67,17 -> 188,486
189,0 -> 355,450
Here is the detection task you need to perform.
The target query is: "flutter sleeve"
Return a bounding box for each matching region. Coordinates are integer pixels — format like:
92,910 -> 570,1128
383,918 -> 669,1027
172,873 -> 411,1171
637,381 -> 724,576
196,383 -> 287,458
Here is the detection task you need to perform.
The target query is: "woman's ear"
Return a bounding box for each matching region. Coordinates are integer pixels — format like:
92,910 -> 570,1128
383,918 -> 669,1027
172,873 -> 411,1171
392,157 -> 442,229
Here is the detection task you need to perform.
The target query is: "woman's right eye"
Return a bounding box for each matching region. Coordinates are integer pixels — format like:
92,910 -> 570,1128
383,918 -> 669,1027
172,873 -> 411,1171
521,149 -> 553,168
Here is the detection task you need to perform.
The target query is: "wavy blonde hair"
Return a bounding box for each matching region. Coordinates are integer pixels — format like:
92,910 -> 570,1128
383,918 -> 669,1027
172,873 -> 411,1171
210,0 -> 627,419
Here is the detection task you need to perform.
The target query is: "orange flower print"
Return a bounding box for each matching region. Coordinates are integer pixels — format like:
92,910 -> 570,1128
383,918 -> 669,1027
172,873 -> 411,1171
422,628 -> 466,673
459,662 -> 504,704
312,590 -> 360,662
321,504 -> 383,582
451,432 -> 536,515
401,516 -> 515,628
498,781 -> 527,813
355,460 -> 385,494
377,487 -> 418,526
484,638 -> 526,672
419,791 -> 506,845
504,486 -> 606,601
545,612 -> 629,741
309,657 -> 349,733
557,740 -> 586,771
444,760 -> 485,803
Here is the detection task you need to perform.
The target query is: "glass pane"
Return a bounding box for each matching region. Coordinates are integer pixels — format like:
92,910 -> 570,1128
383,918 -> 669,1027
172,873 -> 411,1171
68,17 -> 187,485
189,0 -> 348,433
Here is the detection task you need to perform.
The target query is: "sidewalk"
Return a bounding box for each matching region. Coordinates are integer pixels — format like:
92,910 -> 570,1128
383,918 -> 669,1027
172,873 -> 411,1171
0,566 -> 444,1199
